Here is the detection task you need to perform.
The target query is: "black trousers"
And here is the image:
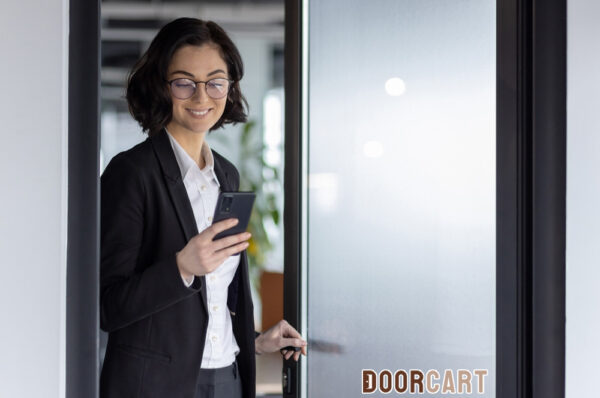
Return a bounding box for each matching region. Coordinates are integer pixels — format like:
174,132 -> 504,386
195,362 -> 243,398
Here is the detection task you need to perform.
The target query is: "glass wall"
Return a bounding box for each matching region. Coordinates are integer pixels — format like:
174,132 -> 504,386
566,0 -> 600,396
305,0 -> 496,396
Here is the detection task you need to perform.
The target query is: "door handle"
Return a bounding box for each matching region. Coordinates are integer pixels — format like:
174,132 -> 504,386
282,365 -> 292,394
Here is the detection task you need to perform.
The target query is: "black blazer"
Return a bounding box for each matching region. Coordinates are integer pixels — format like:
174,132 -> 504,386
100,129 -> 256,398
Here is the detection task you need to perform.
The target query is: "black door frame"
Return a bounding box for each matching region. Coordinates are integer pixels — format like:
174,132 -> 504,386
284,1 -> 567,397
67,0 -> 100,397
497,0 -> 566,397
283,0 -> 304,395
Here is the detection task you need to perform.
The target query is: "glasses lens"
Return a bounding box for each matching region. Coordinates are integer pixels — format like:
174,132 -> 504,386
206,79 -> 230,99
171,79 -> 196,99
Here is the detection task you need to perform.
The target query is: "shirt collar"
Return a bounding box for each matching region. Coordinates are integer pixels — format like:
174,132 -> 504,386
165,129 -> 220,187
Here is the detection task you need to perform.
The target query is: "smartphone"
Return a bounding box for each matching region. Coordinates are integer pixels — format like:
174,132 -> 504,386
212,192 -> 256,240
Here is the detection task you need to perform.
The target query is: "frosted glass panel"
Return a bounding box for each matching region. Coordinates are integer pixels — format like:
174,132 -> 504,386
566,0 -> 600,396
306,0 -> 496,396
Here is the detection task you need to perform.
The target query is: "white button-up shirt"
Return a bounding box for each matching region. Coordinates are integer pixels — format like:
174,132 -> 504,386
167,130 -> 240,369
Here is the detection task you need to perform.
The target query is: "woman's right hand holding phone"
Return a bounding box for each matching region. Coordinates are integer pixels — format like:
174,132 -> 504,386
175,218 -> 251,281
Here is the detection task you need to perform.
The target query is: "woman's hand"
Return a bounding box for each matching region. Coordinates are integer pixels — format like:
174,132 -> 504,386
176,218 -> 251,279
255,320 -> 307,361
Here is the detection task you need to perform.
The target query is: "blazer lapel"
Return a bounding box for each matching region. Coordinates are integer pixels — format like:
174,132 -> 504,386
151,129 -> 199,241
150,129 -> 208,310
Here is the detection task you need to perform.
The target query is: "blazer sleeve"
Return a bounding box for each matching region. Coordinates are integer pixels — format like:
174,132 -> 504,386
100,153 -> 201,333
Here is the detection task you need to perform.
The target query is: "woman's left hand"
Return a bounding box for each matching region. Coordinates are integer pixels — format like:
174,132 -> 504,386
255,320 -> 307,361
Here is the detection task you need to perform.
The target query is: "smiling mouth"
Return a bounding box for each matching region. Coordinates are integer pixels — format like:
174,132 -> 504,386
187,108 -> 211,117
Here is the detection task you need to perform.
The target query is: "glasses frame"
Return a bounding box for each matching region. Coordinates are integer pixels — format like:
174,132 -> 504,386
167,77 -> 234,100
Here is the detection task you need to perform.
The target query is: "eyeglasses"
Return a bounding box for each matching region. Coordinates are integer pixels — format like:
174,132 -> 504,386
168,78 -> 232,100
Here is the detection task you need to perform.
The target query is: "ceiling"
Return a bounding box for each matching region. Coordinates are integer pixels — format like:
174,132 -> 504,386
101,0 -> 284,103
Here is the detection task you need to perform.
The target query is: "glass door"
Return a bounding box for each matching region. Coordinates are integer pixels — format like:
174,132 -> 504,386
291,0 -> 497,396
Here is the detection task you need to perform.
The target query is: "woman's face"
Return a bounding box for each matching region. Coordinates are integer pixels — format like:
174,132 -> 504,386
166,44 -> 229,136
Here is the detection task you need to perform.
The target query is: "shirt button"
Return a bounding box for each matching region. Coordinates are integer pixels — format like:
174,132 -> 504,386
210,275 -> 216,281
211,335 -> 218,342
200,185 -> 207,191
208,216 -> 213,222
212,305 -> 219,312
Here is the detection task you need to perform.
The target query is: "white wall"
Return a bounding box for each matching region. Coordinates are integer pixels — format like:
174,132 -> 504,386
0,0 -> 68,397
566,0 -> 600,396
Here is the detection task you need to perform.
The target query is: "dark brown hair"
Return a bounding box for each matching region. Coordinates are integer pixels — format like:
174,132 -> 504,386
126,18 -> 248,136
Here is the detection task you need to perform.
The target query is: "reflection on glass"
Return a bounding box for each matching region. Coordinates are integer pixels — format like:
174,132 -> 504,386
384,77 -> 406,96
306,0 -> 496,396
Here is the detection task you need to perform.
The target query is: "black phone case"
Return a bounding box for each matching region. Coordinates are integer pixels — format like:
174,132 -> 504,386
212,192 -> 256,240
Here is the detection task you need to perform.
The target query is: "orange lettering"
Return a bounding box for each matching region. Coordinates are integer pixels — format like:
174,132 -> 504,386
395,370 -> 408,393
426,370 -> 441,394
410,370 -> 424,393
362,370 -> 376,394
474,369 -> 488,393
380,370 -> 392,393
457,369 -> 472,394
441,369 -> 456,394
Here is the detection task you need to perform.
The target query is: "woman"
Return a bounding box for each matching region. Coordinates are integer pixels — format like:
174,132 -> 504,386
100,18 -> 306,398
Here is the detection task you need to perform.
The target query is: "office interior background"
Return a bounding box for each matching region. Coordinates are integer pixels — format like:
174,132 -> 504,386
0,0 -> 597,397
